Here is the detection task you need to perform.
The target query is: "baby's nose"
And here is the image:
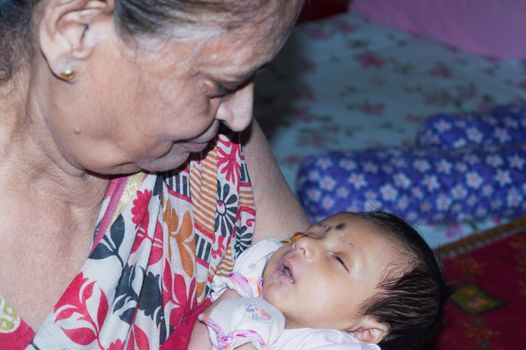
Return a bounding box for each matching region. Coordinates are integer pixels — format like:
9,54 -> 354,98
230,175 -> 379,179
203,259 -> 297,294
295,236 -> 320,259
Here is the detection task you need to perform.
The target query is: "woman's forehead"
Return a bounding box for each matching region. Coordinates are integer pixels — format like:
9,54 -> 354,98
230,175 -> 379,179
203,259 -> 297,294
127,0 -> 301,75
123,17 -> 287,82
190,21 -> 289,74
178,0 -> 301,38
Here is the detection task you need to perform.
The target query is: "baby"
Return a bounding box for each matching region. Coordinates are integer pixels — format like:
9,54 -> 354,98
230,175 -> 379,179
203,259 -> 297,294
195,211 -> 448,350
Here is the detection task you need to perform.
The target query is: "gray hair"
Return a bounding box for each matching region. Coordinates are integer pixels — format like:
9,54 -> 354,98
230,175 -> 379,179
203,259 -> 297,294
0,0 -> 37,84
115,0 -> 273,39
0,0 -> 291,84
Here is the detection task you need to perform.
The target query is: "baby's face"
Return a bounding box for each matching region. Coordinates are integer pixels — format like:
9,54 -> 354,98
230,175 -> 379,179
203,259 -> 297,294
262,213 -> 402,331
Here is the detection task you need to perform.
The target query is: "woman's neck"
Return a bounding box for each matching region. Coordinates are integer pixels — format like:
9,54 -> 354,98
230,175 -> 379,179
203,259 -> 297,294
0,74 -> 109,209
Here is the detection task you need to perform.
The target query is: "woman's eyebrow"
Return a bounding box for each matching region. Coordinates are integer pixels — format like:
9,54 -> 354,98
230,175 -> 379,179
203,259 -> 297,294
223,62 -> 270,81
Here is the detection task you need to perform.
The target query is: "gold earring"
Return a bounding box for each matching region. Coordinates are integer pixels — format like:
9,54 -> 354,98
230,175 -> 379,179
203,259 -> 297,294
59,68 -> 76,81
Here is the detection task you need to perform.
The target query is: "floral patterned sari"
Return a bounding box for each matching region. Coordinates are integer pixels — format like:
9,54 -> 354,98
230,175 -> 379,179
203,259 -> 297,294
0,130 -> 256,349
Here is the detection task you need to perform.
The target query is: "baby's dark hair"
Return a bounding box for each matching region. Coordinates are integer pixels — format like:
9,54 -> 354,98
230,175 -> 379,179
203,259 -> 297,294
355,210 -> 450,350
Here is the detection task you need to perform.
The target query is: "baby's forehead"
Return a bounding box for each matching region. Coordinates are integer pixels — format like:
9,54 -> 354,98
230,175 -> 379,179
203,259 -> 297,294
315,213 -> 368,231
318,212 -> 352,223
315,213 -> 408,255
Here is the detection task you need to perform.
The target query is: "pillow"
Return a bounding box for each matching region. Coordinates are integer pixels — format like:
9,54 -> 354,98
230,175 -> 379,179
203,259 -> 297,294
351,0 -> 526,58
297,144 -> 526,224
416,104 -> 526,149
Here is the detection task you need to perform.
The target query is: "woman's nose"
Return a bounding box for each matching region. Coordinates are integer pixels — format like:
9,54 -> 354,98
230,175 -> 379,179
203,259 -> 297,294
215,82 -> 254,132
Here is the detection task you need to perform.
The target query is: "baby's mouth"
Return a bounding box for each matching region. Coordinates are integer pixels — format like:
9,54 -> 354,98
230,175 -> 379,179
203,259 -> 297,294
279,259 -> 295,284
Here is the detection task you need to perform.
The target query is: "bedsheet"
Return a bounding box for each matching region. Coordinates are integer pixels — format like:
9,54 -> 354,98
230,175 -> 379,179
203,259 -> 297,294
254,11 -> 526,248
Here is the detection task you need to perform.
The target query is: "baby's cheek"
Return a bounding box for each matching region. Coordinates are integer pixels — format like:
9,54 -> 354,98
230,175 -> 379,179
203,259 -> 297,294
261,282 -> 281,310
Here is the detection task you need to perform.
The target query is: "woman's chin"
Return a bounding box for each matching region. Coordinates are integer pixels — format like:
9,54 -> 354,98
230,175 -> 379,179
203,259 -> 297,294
137,151 -> 192,173
87,145 -> 204,175
138,141 -> 214,172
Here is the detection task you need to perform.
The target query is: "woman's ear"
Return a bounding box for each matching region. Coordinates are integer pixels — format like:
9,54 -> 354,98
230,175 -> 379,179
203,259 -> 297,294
349,315 -> 388,344
39,0 -> 116,80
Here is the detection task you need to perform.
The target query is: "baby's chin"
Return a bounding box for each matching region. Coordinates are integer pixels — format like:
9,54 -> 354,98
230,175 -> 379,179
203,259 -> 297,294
262,289 -> 349,331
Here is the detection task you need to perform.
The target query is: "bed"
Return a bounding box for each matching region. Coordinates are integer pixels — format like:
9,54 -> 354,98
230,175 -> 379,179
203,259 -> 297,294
253,6 -> 526,249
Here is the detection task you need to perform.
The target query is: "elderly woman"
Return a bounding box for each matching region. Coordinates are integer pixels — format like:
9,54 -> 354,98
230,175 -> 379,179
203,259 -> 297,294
0,0 -> 308,349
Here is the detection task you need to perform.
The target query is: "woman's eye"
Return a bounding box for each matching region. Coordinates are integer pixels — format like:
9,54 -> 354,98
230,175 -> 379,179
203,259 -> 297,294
216,84 -> 236,97
204,79 -> 237,98
212,80 -> 244,98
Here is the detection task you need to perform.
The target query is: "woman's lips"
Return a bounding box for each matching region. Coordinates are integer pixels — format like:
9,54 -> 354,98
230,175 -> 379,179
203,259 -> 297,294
183,127 -> 219,153
190,121 -> 220,144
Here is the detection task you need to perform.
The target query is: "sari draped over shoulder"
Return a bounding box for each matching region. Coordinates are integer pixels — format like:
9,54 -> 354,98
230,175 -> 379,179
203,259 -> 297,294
0,130 -> 256,350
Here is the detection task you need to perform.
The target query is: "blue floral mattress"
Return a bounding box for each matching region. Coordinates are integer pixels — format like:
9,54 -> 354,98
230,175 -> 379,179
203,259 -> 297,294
253,11 -> 526,248
298,104 -> 526,227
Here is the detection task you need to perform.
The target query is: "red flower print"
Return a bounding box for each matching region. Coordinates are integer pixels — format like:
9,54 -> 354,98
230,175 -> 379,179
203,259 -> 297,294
335,20 -> 355,33
405,113 -> 426,124
130,191 -> 162,259
300,58 -> 317,72
217,138 -> 241,184
306,27 -> 330,40
162,260 -> 197,328
357,53 -> 385,69
147,220 -> 164,266
290,107 -> 314,122
429,63 -> 452,78
424,90 -> 452,107
62,327 -> 97,346
54,273 -> 109,348
131,217 -> 163,265
107,340 -> 125,350
131,190 -> 152,228
127,325 -> 150,350
357,102 -> 385,115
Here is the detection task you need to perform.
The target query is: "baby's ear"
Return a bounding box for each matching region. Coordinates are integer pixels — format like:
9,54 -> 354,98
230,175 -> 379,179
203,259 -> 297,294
349,316 -> 388,344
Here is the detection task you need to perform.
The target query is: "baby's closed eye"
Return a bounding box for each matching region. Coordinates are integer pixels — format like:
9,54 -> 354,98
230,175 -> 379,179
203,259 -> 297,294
334,256 -> 349,272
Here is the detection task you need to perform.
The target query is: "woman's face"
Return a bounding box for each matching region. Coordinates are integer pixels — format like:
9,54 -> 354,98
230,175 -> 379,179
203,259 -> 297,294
38,2 -> 300,175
